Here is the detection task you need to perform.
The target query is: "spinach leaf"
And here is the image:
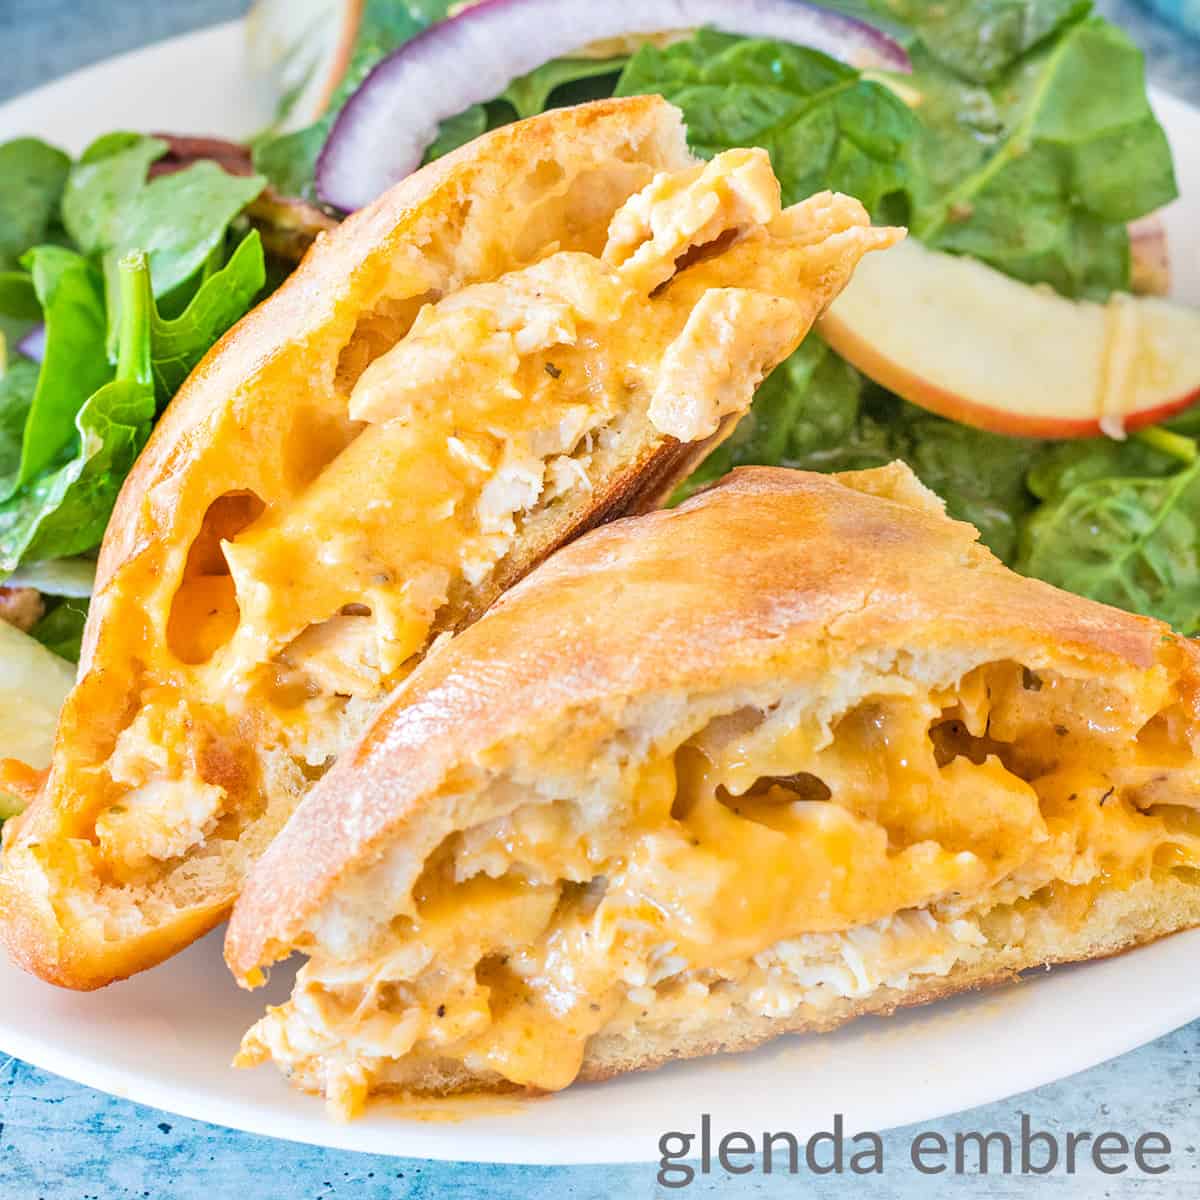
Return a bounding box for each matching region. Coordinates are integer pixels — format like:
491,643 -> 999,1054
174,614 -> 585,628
876,0 -> 1089,82
676,339 -> 881,501
617,32 -> 919,219
1027,437 -> 1180,502
106,163 -> 265,308
61,133 -> 265,351
30,597 -> 88,663
503,57 -> 628,120
1164,403 -> 1200,441
0,149 -> 267,562
680,336 -> 1043,562
12,247 -> 112,495
910,17 -> 1176,298
0,279 -> 38,359
787,381 -> 1044,563
343,0 -> 453,71
1018,461 -> 1200,632
901,50 -> 1003,201
0,376 -> 153,568
251,123 -> 329,202
898,405 -> 1045,562
147,230 -> 266,404
0,254 -> 155,574
62,134 -> 168,256
0,359 -> 39,500
0,138 -> 72,271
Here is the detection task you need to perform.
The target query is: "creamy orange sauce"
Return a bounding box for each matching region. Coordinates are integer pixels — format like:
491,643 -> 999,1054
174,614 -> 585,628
203,151 -> 802,695
92,149 -> 836,867
239,662 -> 1200,1112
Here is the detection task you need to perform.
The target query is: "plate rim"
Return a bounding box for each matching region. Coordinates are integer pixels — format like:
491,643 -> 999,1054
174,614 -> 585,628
2,927 -> 1199,1164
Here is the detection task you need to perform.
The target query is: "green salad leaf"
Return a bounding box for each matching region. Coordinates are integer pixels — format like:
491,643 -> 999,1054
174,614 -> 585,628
252,122 -> 329,203
423,106 -> 491,163
0,271 -> 41,321
0,269 -> 44,354
110,162 -> 265,303
617,31 -> 919,220
0,358 -> 39,500
899,405 -> 1044,563
503,57 -> 628,120
910,17 -> 1177,298
424,58 -> 629,165
62,134 -> 169,256
0,254 -> 155,573
1026,436 -> 1181,502
61,133 -> 266,353
147,229 -> 266,403
1018,458 -> 1200,633
0,138 -> 71,271
12,247 -> 112,494
0,129 -> 270,580
877,0 -> 1089,81
0,371 -> 152,569
675,339 -> 889,501
1165,406 -> 1200,441
30,596 -> 88,663
675,337 -> 1045,563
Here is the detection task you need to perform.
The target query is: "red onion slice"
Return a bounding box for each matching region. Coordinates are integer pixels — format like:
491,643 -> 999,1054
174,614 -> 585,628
16,324 -> 46,364
316,0 -> 910,211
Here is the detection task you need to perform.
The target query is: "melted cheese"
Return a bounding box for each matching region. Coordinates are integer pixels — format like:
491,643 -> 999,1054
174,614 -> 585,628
95,780 -> 223,869
95,148 -> 836,865
218,148 -> 800,703
239,664 -> 1200,1114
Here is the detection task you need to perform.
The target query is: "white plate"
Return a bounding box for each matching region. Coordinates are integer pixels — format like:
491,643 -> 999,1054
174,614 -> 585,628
0,19 -> 1198,1167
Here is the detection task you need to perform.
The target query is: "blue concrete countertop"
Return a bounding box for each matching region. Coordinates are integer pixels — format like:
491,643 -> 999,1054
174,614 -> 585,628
1,4 -> 1198,1197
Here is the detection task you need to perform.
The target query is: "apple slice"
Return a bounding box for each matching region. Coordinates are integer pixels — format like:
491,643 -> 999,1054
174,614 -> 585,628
819,237 -> 1200,439
246,0 -> 363,130
1129,214 -> 1171,297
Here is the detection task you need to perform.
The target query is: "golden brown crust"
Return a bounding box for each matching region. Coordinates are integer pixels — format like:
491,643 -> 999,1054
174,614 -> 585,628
0,882 -> 226,992
2,97 -> 700,990
6,98 -> 894,991
226,463 -> 1196,979
453,420 -> 741,631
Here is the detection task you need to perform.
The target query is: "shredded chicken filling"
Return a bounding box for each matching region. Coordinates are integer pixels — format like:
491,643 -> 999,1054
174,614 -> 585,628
238,660 -> 1200,1114
87,148 -> 844,882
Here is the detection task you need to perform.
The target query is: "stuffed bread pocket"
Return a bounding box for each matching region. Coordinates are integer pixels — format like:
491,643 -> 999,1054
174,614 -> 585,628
227,463 -> 1200,1117
1,96 -> 898,989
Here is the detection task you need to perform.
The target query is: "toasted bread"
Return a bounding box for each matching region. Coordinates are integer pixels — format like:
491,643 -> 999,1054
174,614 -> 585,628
227,464 -> 1200,1116
1,97 -> 897,989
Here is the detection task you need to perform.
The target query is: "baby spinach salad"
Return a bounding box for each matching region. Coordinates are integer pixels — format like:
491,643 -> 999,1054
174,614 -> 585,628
2,0 -> 1197,671
0,132 -> 269,660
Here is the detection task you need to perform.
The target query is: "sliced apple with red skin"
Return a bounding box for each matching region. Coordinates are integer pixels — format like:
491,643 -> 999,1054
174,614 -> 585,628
819,236 -> 1200,439
246,0 -> 363,129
